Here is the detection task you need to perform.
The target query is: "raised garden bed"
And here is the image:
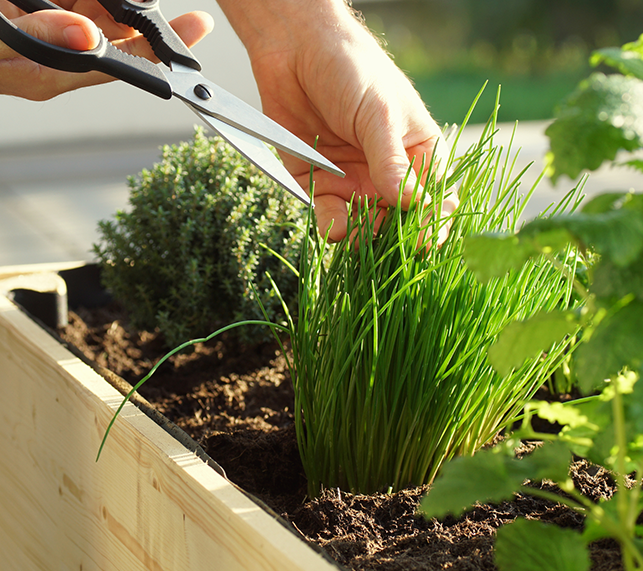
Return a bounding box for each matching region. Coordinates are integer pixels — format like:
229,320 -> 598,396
0,262 -> 624,571
0,261 -> 337,571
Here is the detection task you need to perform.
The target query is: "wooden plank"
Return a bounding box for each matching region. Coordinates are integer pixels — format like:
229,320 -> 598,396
0,287 -> 337,570
0,260 -> 86,280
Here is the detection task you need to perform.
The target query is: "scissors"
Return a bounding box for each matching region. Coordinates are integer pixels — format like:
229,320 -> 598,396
0,0 -> 345,205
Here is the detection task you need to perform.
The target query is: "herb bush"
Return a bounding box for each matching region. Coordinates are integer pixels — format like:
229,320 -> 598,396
93,127 -> 305,347
289,95 -> 585,496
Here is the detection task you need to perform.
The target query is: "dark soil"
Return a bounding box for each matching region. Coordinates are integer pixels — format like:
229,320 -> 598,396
58,302 -> 623,571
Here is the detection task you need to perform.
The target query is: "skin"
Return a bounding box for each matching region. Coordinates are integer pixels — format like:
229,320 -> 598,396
215,0 -> 458,242
0,1 -> 213,100
0,0 -> 457,242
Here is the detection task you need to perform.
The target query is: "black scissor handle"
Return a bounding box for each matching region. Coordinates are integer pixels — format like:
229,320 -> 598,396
0,7 -> 172,99
99,0 -> 200,71
11,0 -> 59,11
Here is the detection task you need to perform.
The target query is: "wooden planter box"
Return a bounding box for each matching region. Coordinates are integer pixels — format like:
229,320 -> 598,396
0,262 -> 339,571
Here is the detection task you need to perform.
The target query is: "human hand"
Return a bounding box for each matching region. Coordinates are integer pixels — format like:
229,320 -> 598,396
0,1 -> 213,100
219,0 -> 458,243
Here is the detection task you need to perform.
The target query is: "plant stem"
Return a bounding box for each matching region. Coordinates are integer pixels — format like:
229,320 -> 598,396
612,384 -> 642,571
519,485 -> 588,514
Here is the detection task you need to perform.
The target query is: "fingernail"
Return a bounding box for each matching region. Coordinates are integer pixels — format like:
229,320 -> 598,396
63,24 -> 98,51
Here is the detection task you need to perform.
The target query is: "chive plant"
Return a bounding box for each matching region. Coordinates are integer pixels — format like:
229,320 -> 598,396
288,99 -> 584,496
99,93 -> 585,497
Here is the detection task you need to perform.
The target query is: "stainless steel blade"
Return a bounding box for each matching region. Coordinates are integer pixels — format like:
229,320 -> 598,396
185,103 -> 312,206
167,64 -> 344,179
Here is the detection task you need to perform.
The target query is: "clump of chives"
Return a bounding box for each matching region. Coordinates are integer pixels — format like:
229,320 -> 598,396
290,103 -> 584,496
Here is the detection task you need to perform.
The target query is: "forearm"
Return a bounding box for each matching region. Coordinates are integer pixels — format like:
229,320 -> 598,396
216,0 -> 367,57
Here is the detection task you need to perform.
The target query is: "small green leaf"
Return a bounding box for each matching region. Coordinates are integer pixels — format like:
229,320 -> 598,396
562,398 -> 612,460
582,499 -> 617,543
496,518 -> 590,571
620,158 -> 643,173
575,301 -> 643,392
488,311 -> 579,377
529,401 -> 593,430
580,192 -> 635,214
591,252 -> 643,301
521,209 -> 643,267
545,73 -> 643,183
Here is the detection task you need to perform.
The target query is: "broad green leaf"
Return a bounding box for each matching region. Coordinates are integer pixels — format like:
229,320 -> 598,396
420,442 -> 571,519
419,449 -> 521,519
463,233 -> 536,282
592,47 -> 643,80
517,440 -> 573,483
464,227 -> 572,282
488,311 -> 579,377
545,73 -> 643,183
520,210 -> 643,267
575,301 -> 643,393
624,371 -> 643,434
496,518 -> 590,571
591,252 -> 643,301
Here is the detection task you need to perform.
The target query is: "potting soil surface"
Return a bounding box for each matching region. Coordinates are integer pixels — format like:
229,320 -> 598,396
59,303 -> 623,571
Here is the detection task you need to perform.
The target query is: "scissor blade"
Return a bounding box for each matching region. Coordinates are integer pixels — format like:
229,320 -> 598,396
186,104 -> 312,206
167,65 -> 344,179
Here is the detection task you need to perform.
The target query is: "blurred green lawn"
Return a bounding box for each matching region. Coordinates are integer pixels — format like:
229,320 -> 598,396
411,69 -> 589,126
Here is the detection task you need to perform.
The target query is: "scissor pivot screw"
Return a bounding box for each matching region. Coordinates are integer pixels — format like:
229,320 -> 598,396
194,84 -> 212,100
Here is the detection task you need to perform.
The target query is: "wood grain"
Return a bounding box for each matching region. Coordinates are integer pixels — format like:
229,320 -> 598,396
0,264 -> 337,571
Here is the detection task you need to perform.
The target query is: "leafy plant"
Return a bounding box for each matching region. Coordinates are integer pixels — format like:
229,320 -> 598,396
93,127 -> 305,348
545,33 -> 643,183
287,92 -> 585,496
421,190 -> 643,571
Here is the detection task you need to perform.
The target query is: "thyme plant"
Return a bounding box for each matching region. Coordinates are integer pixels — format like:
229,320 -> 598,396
289,99 -> 585,496
93,128 -> 305,347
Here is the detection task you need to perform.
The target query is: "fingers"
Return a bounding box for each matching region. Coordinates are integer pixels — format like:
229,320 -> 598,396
0,10 -> 99,57
114,11 -> 214,62
314,194 -> 349,243
0,9 -> 213,100
0,10 -> 105,99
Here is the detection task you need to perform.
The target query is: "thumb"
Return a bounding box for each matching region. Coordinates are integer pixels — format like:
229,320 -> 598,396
361,121 -> 418,210
10,10 -> 100,53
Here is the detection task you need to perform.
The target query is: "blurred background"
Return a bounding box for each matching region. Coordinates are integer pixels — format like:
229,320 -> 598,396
357,0 -> 643,125
1,0 -> 643,266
